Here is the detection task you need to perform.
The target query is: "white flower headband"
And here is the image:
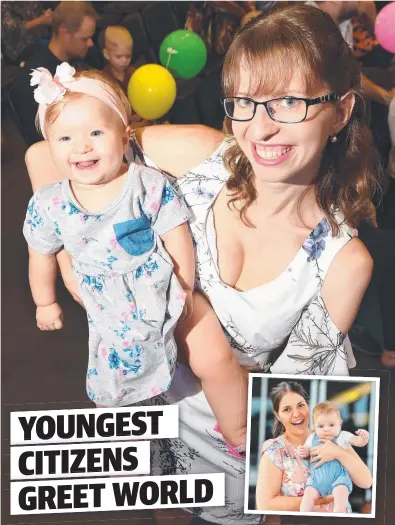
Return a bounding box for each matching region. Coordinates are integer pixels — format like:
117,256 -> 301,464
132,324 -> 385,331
30,62 -> 129,138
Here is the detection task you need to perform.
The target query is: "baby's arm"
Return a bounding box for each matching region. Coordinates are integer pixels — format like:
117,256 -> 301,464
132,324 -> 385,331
297,444 -> 312,458
297,434 -> 314,458
161,223 -> 195,318
23,188 -> 65,328
29,248 -> 63,330
348,429 -> 370,448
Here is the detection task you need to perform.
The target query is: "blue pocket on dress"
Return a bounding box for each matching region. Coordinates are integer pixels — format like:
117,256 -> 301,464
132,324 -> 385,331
113,215 -> 154,256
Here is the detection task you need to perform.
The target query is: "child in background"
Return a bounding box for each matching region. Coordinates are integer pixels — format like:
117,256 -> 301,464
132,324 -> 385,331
23,64 -> 194,407
102,26 -> 134,94
297,401 -> 370,513
101,25 -> 147,129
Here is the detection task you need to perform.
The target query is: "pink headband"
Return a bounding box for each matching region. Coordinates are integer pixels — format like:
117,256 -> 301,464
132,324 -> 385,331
30,62 -> 129,139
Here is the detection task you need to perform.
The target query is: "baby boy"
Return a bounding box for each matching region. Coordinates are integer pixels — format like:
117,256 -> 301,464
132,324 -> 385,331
297,401 -> 369,513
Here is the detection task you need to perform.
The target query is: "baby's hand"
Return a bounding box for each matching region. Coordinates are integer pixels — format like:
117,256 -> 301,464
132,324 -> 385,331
36,303 -> 63,331
355,429 -> 369,445
297,445 -> 308,458
181,290 -> 194,320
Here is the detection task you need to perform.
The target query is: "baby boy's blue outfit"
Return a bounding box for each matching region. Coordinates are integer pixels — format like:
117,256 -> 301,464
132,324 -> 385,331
23,164 -> 191,407
305,431 -> 354,496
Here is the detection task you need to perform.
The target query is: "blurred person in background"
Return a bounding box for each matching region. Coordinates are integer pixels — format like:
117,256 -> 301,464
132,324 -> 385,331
101,25 -> 135,93
1,1 -> 53,63
11,1 -> 99,145
311,1 -> 394,105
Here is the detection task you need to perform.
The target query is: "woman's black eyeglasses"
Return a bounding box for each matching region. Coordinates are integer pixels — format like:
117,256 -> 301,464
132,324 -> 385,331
222,93 -> 341,123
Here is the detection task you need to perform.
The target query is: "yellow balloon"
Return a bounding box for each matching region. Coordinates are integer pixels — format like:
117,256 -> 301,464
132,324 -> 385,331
128,64 -> 177,120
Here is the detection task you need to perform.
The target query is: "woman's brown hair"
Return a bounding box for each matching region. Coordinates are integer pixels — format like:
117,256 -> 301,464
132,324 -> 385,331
269,381 -> 309,438
222,4 -> 379,234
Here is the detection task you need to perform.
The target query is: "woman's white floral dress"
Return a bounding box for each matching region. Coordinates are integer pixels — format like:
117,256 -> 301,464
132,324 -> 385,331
137,136 -> 357,523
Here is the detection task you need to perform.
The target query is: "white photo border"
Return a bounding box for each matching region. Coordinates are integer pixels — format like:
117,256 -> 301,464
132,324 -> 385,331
244,373 -> 380,519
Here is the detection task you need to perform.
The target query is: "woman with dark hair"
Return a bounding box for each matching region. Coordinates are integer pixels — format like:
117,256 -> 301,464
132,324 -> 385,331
25,4 -> 376,523
256,381 -> 372,512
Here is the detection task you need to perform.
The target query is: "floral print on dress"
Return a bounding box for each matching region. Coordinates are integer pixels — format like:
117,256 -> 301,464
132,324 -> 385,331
26,199 -> 44,232
263,436 -> 335,512
303,218 -> 330,261
127,134 -> 358,524
135,256 -> 159,279
162,185 -> 174,205
23,165 -> 190,407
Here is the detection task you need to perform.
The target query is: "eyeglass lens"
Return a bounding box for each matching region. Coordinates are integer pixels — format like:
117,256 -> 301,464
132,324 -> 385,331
224,97 -> 308,123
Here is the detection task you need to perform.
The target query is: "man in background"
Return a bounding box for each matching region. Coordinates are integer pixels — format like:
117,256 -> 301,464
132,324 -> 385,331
12,1 -> 99,144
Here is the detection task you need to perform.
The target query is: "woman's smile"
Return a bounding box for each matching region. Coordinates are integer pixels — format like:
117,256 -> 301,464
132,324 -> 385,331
291,417 -> 305,426
251,143 -> 294,165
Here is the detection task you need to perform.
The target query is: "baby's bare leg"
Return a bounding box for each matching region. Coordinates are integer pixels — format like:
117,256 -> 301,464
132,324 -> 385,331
332,485 -> 349,513
176,291 -> 247,448
300,486 -> 320,512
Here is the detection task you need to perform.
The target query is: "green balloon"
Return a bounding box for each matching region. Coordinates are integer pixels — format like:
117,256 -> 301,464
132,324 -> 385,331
160,29 -> 207,80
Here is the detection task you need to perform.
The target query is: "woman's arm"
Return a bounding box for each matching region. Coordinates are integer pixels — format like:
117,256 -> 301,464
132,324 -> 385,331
25,142 -> 64,191
161,223 -> 195,318
321,237 -> 373,335
256,453 -> 303,511
362,75 -> 395,106
340,446 -> 373,489
26,125 -> 225,186
311,440 -> 373,489
135,124 -> 225,178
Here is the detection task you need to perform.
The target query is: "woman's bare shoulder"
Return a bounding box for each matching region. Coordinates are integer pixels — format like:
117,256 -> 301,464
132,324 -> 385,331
261,438 -> 276,454
325,237 -> 373,294
322,237 -> 373,334
25,141 -> 49,164
25,141 -> 62,191
135,124 -> 225,177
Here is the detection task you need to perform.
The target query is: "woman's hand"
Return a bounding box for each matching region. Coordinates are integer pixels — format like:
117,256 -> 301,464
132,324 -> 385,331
310,439 -> 341,468
315,495 -> 334,506
181,289 -> 194,320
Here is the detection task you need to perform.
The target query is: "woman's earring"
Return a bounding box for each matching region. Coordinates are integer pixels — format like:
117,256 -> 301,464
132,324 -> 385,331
330,135 -> 338,143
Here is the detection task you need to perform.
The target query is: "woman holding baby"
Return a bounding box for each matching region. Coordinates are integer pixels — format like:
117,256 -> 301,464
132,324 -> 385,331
25,3 -> 377,524
257,381 -> 372,514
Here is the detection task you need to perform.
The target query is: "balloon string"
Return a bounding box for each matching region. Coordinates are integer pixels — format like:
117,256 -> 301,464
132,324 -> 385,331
165,47 -> 178,69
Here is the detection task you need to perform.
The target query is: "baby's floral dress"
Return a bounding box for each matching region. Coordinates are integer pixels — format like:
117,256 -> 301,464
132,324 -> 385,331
23,164 -> 191,406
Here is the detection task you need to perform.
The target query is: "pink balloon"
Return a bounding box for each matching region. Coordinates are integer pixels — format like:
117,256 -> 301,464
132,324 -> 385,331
374,2 -> 395,53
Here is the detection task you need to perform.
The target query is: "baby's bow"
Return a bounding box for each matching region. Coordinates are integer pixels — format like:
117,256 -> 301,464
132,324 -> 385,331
30,62 -> 76,105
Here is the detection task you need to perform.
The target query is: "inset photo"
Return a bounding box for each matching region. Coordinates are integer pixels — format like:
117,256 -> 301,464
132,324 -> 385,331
245,374 -> 379,518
